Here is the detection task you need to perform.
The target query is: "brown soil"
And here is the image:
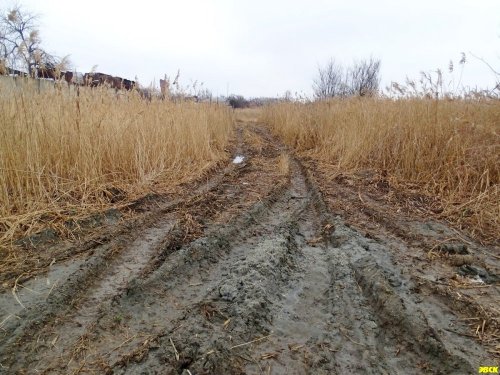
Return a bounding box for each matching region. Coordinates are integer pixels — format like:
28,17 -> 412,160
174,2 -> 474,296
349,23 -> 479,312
0,118 -> 498,374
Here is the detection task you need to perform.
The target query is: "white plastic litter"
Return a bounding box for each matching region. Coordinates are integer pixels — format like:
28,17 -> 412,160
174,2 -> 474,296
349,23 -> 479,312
470,275 -> 485,284
232,155 -> 245,164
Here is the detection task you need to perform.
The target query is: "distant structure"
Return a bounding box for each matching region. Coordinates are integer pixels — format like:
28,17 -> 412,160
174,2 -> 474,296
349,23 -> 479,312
2,66 -> 28,77
60,71 -> 84,85
83,72 -> 135,91
0,62 -> 136,91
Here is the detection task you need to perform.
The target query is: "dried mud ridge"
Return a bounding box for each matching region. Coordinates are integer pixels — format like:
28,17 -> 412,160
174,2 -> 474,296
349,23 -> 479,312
0,123 -> 498,374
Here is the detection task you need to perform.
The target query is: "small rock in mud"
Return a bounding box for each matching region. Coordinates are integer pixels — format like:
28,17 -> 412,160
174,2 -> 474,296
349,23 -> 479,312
330,226 -> 351,248
457,265 -> 499,284
103,187 -> 126,203
219,283 -> 239,301
65,208 -> 122,230
15,228 -> 58,248
447,254 -> 473,267
437,242 -> 469,255
388,277 -> 402,288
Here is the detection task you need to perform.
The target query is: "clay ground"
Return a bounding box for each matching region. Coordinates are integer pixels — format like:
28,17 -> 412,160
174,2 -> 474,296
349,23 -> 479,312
0,114 -> 498,374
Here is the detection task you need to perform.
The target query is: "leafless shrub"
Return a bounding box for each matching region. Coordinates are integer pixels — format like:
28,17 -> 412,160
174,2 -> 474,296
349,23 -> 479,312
313,57 -> 381,99
348,57 -> 381,97
313,59 -> 348,99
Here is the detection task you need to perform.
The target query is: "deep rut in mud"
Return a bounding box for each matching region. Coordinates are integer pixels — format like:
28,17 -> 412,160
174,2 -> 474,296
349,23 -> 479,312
0,121 -> 498,374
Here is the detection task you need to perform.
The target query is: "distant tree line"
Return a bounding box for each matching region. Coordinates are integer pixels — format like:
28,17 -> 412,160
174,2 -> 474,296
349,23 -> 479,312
313,57 -> 381,99
227,95 -> 249,108
226,95 -> 285,108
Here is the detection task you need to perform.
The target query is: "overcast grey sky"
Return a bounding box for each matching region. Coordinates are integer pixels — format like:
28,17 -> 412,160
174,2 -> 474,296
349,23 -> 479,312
10,0 -> 500,97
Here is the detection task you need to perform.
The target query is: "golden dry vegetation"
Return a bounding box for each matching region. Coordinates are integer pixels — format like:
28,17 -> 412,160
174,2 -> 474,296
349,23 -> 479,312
0,78 -> 233,248
262,98 -> 500,242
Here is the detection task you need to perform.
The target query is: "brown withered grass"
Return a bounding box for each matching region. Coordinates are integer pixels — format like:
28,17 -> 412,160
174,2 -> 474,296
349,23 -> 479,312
263,98 -> 499,242
0,78 -> 233,248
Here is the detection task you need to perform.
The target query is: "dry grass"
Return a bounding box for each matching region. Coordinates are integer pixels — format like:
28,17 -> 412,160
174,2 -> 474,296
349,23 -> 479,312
277,153 -> 290,176
0,78 -> 233,248
263,98 -> 499,242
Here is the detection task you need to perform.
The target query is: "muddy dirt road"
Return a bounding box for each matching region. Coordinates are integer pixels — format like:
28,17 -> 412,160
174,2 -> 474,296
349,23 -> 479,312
0,119 -> 498,374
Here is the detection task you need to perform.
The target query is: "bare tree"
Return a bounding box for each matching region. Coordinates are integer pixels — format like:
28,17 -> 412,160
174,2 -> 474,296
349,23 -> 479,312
313,59 -> 348,99
313,57 -> 381,99
1,5 -> 40,75
347,57 -> 381,97
0,5 -> 69,76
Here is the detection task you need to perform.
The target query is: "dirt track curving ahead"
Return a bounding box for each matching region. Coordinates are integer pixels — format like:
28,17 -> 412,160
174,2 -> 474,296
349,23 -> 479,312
0,117 -> 498,374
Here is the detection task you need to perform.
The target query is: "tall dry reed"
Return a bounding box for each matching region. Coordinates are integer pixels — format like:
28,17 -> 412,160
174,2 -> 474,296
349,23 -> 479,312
0,78 -> 233,246
263,98 -> 499,241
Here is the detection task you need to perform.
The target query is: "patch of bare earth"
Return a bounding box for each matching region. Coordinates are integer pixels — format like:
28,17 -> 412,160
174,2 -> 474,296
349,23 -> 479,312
0,121 -> 498,374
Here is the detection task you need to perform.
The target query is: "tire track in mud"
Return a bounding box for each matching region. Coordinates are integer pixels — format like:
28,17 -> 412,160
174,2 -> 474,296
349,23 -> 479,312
0,123 -> 278,373
106,127 -> 480,374
0,183 -> 210,372
0,151 -> 241,342
0,123 -> 494,374
107,145 -> 311,375
307,163 -> 499,363
34,218 -> 178,372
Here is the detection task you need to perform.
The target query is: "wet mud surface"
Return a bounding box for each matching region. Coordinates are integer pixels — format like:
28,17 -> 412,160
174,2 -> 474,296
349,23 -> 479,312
0,120 -> 498,374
